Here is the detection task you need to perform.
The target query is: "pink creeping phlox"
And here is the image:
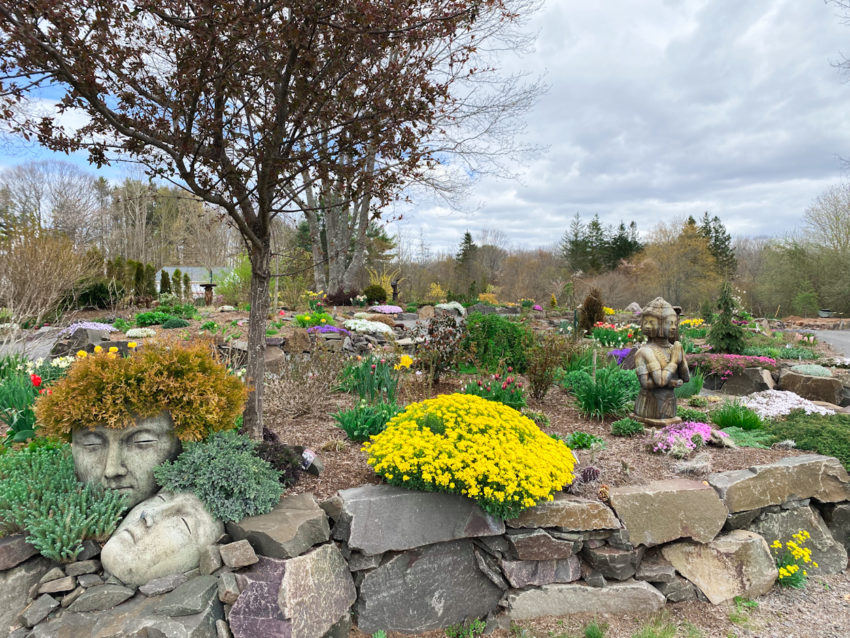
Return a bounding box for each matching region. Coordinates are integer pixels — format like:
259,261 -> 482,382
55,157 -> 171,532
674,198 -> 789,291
649,421 -> 727,455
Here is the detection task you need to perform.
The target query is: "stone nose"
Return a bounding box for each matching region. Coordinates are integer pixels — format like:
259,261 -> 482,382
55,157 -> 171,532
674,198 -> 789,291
103,444 -> 128,478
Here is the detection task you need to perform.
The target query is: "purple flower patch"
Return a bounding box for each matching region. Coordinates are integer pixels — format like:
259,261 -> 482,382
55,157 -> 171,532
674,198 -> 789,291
58,321 -> 118,337
609,348 -> 632,365
307,325 -> 351,336
369,305 -> 403,314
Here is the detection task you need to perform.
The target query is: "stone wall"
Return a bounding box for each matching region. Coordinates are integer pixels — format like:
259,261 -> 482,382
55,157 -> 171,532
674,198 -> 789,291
3,454 -> 850,638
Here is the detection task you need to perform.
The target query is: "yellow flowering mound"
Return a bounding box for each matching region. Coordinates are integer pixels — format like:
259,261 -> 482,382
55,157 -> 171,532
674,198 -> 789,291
35,341 -> 248,442
364,393 -> 575,519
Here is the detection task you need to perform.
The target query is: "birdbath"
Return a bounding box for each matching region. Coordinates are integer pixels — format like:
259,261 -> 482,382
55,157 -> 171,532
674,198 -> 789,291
200,283 -> 217,306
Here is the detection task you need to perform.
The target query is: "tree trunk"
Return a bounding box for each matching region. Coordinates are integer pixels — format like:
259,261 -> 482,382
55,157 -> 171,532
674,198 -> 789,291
242,235 -> 271,440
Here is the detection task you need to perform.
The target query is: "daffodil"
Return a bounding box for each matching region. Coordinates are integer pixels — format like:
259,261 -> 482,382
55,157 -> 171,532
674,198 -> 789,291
76,350 -> 87,358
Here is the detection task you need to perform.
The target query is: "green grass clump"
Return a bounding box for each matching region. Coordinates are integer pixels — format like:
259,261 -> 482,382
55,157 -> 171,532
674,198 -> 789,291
161,316 -> 190,329
560,431 -> 605,450
710,400 -> 763,431
674,369 -> 704,399
569,365 -> 640,420
333,401 -> 401,442
611,417 -> 645,437
688,395 -> 708,408
153,430 -> 283,522
0,443 -> 127,562
722,426 -> 776,449
677,406 -> 708,423
135,311 -> 176,326
789,364 -> 832,377
768,412 -> 850,470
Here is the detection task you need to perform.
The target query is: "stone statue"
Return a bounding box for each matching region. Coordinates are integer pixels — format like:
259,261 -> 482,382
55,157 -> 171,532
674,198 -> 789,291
101,491 -> 224,586
633,297 -> 689,427
71,413 -> 181,509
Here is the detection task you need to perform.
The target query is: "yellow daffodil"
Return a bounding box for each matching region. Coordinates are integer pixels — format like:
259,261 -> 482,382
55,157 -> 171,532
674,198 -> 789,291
108,346 -> 118,353
128,342 -> 137,349
76,350 -> 87,358
93,345 -> 103,353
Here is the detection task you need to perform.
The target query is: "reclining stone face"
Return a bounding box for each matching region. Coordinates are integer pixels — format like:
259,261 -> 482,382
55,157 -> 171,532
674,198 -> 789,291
101,491 -> 224,586
71,413 -> 181,509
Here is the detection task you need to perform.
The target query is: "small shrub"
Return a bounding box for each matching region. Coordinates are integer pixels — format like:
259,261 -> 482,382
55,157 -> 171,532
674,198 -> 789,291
414,314 -> 465,382
742,346 -> 782,360
462,313 -> 533,372
611,417 -> 645,437
707,281 -> 745,354
768,411 -> 850,470
161,317 -> 190,329
710,400 -> 764,431
263,347 -> 348,420
0,444 -> 127,561
688,395 -> 708,408
157,302 -> 198,320
134,311 -> 175,326
463,372 -> 526,410
71,277 -> 123,309
674,368 -> 704,399
364,393 -> 576,519
790,364 -> 832,377
112,317 -> 132,332
200,320 -> 218,332
294,311 -> 334,328
363,284 -> 388,304
579,288 -> 605,334
333,400 -> 401,442
722,426 -> 775,449
570,365 -> 640,420
154,430 -> 283,522
562,431 -> 605,450
677,406 -> 707,423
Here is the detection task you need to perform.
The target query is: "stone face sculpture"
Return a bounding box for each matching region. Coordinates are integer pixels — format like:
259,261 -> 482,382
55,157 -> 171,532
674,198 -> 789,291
633,297 -> 689,427
71,413 -> 181,509
101,491 -> 224,586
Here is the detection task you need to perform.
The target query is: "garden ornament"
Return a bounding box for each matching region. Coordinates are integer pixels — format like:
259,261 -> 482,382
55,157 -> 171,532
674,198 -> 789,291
633,297 -> 689,427
71,412 -> 181,509
101,491 -> 224,586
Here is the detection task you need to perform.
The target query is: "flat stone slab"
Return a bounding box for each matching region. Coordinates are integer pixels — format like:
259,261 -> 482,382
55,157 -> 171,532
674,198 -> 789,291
335,485 -> 504,555
609,479 -> 727,546
227,492 -> 330,559
68,584 -> 135,613
140,572 -> 190,596
506,494 -> 620,531
708,455 -> 850,513
507,580 -> 665,620
662,530 -> 776,605
355,539 -> 502,634
19,594 -> 59,628
0,535 -> 39,571
154,575 -> 219,617
779,370 -> 844,405
506,529 -> 576,560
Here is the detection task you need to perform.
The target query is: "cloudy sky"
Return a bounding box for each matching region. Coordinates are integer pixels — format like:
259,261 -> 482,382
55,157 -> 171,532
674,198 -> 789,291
3,1 -> 850,253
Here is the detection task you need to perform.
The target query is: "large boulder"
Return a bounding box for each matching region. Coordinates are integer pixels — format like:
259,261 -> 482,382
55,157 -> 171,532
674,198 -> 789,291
661,530 -> 776,604
708,455 -> 850,513
506,580 -> 665,620
0,535 -> 39,571
226,493 -> 329,559
506,494 -> 620,531
779,370 -> 844,405
721,368 -> 775,395
277,544 -> 356,638
1,556 -> 55,636
333,485 -> 504,555
748,505 -> 848,574
822,502 -> 850,554
609,479 -> 727,547
355,539 -> 502,634
230,557 -> 288,638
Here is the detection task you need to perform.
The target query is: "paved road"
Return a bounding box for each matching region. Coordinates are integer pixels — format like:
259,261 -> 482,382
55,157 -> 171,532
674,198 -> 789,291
815,330 -> 850,358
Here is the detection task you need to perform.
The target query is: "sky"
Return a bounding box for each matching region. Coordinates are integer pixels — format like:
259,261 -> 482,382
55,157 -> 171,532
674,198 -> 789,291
2,1 -> 850,253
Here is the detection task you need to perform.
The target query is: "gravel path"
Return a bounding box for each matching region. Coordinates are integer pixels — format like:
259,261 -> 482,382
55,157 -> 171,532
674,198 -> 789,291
816,329 -> 850,358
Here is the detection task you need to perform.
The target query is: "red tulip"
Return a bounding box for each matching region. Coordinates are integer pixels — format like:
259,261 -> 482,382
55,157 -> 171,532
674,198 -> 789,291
30,374 -> 42,387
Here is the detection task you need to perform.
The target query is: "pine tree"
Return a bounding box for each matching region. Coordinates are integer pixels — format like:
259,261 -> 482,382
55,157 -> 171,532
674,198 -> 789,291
698,213 -> 736,278
183,272 -> 192,301
707,281 -> 745,354
172,269 -> 183,300
159,270 -> 171,295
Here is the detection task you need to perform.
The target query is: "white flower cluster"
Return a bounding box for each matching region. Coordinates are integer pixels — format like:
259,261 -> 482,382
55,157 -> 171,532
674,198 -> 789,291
125,327 -> 157,338
352,312 -> 372,320
343,319 -> 395,337
18,356 -> 75,375
740,389 -> 835,419
435,301 -> 466,316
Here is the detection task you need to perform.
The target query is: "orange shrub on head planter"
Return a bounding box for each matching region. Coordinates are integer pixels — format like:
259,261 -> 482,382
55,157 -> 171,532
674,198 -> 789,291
35,340 -> 248,442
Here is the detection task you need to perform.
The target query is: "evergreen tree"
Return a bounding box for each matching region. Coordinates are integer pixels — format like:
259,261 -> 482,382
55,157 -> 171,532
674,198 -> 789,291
698,213 -> 736,277
707,281 -> 745,354
560,213 -> 590,274
172,269 -> 183,300
454,231 -> 478,294
132,261 -> 145,299
606,221 -> 643,269
183,272 -> 192,301
144,263 -> 157,298
159,269 -> 171,295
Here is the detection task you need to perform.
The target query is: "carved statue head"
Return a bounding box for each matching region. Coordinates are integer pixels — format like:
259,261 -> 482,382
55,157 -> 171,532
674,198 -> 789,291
71,413 -> 181,509
101,491 -> 224,586
639,297 -> 681,340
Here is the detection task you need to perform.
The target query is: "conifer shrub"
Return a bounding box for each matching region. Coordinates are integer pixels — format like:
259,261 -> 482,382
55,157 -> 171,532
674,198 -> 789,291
161,317 -> 190,329
35,341 -> 247,442
768,412 -> 850,470
364,393 -> 575,519
363,284 -> 388,304
0,443 -> 127,562
462,312 -> 533,372
160,270 -> 172,295
153,430 -> 282,522
579,288 -> 605,335
707,281 -> 745,354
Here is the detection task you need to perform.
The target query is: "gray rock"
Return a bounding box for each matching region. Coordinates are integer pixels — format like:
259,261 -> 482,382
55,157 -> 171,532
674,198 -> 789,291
355,540 -> 502,634
38,576 -> 76,595
507,493 -> 620,531
9,627 -> 31,638
635,551 -> 678,583
60,586 -> 84,608
76,574 -> 103,589
779,370 -> 844,404
655,576 -> 697,602
68,584 -> 135,613
721,367 -> 775,395
0,556 -> 54,636
506,529 -> 576,560
507,580 -> 665,620
749,505 -> 848,574
216,618 -> 233,638
724,509 -> 763,531
822,502 -> 850,554
474,535 -> 511,558
76,541 -> 101,561
199,545 -> 223,575
278,543 -> 356,638
473,547 -> 510,590
708,455 -> 850,513
219,540 -> 258,570
499,556 -> 581,588
154,576 -> 219,617
580,562 -> 606,588
226,493 -> 330,559
606,529 -> 634,551
18,595 -> 59,628
335,485 -> 504,555
0,535 -> 39,571
38,567 -> 66,584
347,552 -> 383,571
323,612 -> 351,638
65,560 -> 101,578
580,545 -> 645,581
217,572 -> 241,606
139,572 -> 190,596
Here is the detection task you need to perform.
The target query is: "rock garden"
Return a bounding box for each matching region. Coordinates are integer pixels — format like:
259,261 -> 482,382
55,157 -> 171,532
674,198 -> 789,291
2,286 -> 850,638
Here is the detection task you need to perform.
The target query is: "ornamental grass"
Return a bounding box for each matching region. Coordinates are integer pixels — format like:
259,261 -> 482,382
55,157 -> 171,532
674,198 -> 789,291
363,393 -> 575,519
34,340 -> 247,442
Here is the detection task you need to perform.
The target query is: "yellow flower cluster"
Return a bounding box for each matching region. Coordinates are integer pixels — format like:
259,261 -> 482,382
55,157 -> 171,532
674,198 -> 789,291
771,530 -> 818,587
478,292 -> 499,305
679,317 -> 705,329
394,354 -> 413,371
603,306 -> 615,315
363,393 -> 576,519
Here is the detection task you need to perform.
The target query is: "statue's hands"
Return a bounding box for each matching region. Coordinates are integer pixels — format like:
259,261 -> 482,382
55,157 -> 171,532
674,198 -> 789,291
671,379 -> 683,388
671,341 -> 684,362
